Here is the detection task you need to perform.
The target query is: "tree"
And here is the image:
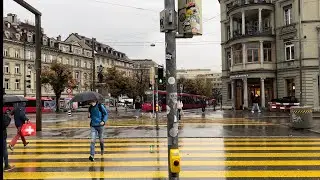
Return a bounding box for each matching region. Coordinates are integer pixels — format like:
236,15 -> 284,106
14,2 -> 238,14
132,68 -> 150,101
104,67 -> 132,99
41,62 -> 74,112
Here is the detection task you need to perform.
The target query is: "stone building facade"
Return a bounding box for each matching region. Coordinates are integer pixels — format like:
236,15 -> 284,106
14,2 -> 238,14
218,0 -> 320,109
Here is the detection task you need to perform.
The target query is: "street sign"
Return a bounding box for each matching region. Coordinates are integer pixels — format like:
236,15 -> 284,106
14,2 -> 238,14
66,88 -> 72,94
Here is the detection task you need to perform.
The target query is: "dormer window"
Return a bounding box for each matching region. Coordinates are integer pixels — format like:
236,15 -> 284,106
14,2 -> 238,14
27,34 -> 32,42
15,33 -> 21,41
4,31 -> 10,38
50,40 -> 54,47
43,38 -> 47,45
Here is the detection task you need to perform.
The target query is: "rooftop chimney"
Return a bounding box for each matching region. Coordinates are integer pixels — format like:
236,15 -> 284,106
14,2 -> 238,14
57,35 -> 61,41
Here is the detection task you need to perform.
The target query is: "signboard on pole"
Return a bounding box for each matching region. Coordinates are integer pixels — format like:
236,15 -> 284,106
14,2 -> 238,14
178,0 -> 203,36
149,67 -> 155,85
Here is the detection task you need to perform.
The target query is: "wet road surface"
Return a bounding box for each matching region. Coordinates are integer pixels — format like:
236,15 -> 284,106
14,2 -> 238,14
4,110 -> 320,179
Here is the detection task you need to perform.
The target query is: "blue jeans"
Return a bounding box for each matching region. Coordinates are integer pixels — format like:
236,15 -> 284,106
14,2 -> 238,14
3,136 -> 9,167
90,126 -> 104,157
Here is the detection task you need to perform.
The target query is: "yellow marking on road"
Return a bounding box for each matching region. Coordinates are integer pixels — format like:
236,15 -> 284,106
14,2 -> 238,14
16,141 -> 320,147
10,138 -> 320,143
5,171 -> 320,179
9,152 -> 320,159
11,160 -> 320,168
43,123 -> 275,129
10,146 -> 320,152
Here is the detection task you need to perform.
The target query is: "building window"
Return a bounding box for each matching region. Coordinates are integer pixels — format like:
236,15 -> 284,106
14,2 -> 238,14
89,62 -> 92,68
228,83 -> 232,99
75,60 -> 80,67
247,48 -> 259,63
226,51 -> 231,69
286,79 -> 295,97
58,57 -> 62,63
233,45 -> 243,64
284,5 -> 292,26
84,73 -> 87,80
15,50 -> 20,58
285,41 -> 294,61
75,72 -> 80,80
5,79 -> 9,89
4,49 -> 8,57
26,51 -> 31,60
48,55 -> 53,63
4,63 -> 9,73
84,61 -> 87,68
42,54 -> 47,62
15,79 -> 20,90
263,43 -> 272,62
15,64 -> 20,74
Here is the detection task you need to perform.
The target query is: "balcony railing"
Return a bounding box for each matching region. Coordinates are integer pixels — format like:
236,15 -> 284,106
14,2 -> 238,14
229,27 -> 273,40
227,0 -> 273,12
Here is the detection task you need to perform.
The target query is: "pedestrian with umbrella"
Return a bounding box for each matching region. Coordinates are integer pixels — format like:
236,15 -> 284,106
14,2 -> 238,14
3,96 -> 30,151
2,105 -> 15,171
8,102 -> 30,151
71,91 -> 108,162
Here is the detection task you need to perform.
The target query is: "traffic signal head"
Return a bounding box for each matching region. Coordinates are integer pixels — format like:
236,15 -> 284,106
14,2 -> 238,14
157,66 -> 164,84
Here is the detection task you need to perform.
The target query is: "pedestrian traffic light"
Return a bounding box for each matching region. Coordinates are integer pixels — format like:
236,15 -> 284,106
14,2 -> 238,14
158,66 -> 164,85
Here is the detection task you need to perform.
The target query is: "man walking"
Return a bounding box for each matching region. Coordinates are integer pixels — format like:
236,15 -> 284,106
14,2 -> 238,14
251,94 -> 261,113
88,101 -> 108,162
9,102 -> 29,151
3,110 -> 14,171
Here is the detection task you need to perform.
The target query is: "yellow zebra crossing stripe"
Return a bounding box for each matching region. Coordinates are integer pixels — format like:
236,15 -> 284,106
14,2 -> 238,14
11,160 -> 320,168
4,137 -> 320,179
5,171 -> 320,179
10,141 -> 320,147
9,146 -> 320,152
12,137 -> 320,142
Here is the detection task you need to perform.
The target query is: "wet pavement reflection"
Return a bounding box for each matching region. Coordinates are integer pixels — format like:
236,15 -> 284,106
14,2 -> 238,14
4,110 -> 320,179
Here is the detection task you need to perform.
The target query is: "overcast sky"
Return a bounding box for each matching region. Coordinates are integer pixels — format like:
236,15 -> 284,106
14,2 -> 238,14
4,0 -> 221,72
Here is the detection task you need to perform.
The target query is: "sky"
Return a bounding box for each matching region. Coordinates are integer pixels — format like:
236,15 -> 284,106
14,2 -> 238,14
4,0 -> 222,72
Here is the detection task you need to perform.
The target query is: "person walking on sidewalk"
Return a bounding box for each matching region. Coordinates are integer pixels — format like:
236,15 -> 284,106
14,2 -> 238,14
177,98 -> 183,120
251,94 -> 261,113
3,110 -> 15,171
88,101 -> 108,162
9,102 -> 30,151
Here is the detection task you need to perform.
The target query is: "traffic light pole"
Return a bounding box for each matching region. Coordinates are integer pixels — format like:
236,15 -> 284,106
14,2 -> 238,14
164,0 -> 179,179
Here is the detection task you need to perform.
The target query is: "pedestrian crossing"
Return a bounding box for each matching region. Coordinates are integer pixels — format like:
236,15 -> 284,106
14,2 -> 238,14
4,137 -> 320,179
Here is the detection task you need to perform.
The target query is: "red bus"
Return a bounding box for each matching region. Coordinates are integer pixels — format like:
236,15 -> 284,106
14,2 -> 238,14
142,90 -> 207,112
3,97 -> 53,113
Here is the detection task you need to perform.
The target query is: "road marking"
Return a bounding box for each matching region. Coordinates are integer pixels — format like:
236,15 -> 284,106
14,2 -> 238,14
10,146 -> 320,152
14,141 -> 320,147
5,171 -> 320,179
11,138 -> 320,143
9,152 -> 320,159
11,160 -> 320,168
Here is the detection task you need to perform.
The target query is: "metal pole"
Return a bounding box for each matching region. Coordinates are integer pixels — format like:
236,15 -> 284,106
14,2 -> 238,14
155,78 -> 159,130
165,0 -> 178,178
23,42 -> 27,97
298,0 -> 303,106
152,84 -> 155,117
92,38 -> 96,92
0,5 -> 4,177
35,14 -> 42,131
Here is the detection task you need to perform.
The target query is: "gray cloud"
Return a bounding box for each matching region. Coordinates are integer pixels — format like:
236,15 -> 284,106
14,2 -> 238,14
4,0 -> 221,71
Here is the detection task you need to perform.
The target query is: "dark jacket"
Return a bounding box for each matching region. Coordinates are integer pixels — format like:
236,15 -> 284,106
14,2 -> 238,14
11,102 -> 29,128
135,102 -> 141,109
252,96 -> 260,104
3,113 -> 12,138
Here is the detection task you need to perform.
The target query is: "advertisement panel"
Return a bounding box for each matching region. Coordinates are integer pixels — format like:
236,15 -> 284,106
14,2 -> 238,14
178,0 -> 203,35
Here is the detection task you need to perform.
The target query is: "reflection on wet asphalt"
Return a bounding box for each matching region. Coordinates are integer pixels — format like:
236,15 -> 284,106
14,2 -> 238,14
4,110 -> 320,179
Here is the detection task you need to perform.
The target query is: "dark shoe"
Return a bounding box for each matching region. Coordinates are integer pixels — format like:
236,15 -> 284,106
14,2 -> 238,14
101,150 -> 104,156
24,142 -> 29,147
4,165 -> 15,172
8,144 -> 14,151
89,155 -> 95,162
